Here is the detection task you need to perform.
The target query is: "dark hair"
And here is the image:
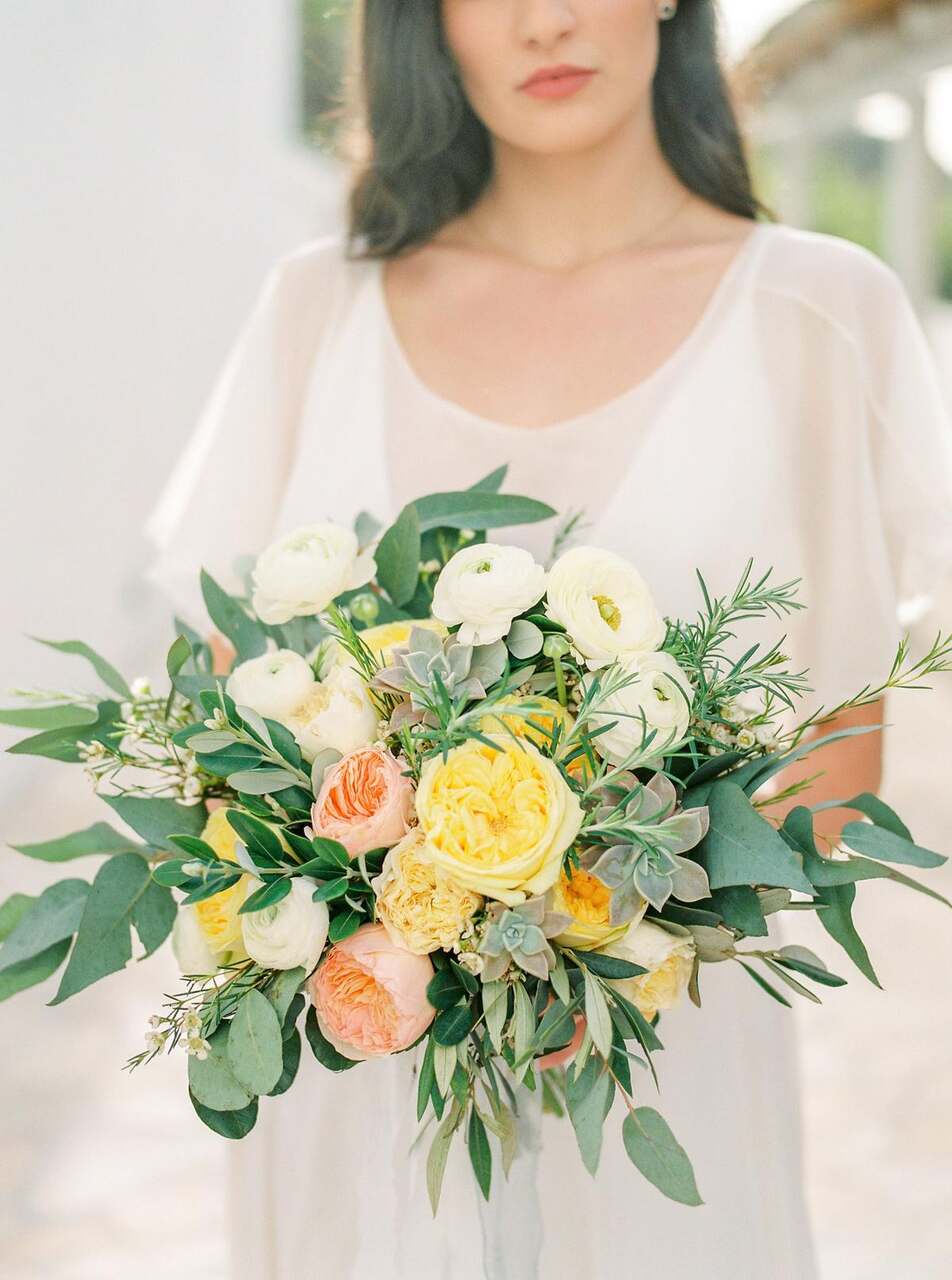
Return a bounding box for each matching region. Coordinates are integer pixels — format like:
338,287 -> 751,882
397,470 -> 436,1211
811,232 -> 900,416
341,0 -> 771,259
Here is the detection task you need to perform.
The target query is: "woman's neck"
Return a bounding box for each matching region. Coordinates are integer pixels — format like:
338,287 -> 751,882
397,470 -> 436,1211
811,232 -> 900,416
449,108 -> 692,272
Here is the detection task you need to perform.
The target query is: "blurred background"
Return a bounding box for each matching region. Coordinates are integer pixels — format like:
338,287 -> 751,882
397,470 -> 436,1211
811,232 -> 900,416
1,1 -> 950,1276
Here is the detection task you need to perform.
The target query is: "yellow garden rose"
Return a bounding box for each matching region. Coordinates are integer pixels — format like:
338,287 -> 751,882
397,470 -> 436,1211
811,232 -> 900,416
371,827 -> 482,954
415,734 -> 584,905
193,807 -> 251,959
549,861 -> 639,948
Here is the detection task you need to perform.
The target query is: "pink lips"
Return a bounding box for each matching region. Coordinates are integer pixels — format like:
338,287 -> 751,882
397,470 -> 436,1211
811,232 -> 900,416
519,65 -> 596,99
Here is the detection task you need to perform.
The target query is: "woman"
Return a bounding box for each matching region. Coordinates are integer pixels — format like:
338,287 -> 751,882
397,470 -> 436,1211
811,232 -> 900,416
146,2 -> 952,1277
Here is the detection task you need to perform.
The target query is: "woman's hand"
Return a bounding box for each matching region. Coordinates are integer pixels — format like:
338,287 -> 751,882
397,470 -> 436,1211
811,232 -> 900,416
209,630 -> 236,676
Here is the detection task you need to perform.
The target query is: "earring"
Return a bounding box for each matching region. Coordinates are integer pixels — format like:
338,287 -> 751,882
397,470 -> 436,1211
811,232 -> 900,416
658,1 -> 677,18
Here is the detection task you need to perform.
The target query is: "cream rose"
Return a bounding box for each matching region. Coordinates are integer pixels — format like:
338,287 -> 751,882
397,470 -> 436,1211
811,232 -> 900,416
285,665 -> 379,762
225,649 -> 315,722
240,878 -> 330,972
581,651 -> 694,766
545,545 -> 665,669
599,919 -> 695,1021
371,827 -> 482,954
251,522 -> 376,624
414,733 -> 583,905
171,906 -> 218,977
431,543 -> 547,646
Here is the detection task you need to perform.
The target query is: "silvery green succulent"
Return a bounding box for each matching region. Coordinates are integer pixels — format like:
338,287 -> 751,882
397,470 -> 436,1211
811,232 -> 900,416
370,624 -> 508,712
586,772 -> 710,915
478,896 -> 572,982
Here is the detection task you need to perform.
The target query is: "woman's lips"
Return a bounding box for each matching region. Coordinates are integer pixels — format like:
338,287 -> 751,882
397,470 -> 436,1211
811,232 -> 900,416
519,70 -> 596,100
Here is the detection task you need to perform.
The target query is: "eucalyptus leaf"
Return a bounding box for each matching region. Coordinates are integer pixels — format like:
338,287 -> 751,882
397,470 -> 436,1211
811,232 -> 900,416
583,971 -> 612,1058
815,882 -> 880,986
28,636 -> 131,699
51,853 -> 176,1003
227,988 -> 284,1094
506,619 -> 544,659
468,1107 -> 492,1200
0,939 -> 71,1002
427,1101 -> 462,1215
189,1090 -> 259,1138
698,781 -> 813,894
0,879 -> 89,973
103,795 -> 207,849
11,821 -> 142,864
0,704 -> 97,730
188,1025 -> 254,1111
200,570 -> 268,661
226,768 -> 300,795
622,1107 -> 702,1206
413,491 -> 556,533
375,503 -> 422,608
840,822 -> 945,870
566,1058 -> 611,1175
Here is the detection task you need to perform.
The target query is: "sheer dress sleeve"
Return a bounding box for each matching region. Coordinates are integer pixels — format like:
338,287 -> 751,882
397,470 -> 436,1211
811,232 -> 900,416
143,232 -> 346,623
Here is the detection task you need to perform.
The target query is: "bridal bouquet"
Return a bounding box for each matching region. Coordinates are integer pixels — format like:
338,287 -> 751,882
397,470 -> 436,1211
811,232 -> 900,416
3,469 -> 950,1210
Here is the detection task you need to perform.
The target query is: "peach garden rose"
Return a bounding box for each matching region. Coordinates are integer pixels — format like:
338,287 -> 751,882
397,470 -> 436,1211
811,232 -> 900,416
311,746 -> 415,859
308,923 -> 435,1060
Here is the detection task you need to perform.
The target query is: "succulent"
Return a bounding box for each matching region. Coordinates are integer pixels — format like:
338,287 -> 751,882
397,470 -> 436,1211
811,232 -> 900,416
586,773 -> 710,914
370,625 -> 508,713
478,896 -> 572,982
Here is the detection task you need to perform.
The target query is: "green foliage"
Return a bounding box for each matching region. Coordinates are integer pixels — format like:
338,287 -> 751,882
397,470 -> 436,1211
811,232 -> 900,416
8,699 -> 122,762
200,569 -> 268,662
0,880 -> 88,974
10,822 -> 142,863
622,1108 -> 702,1206
28,636 -> 132,699
227,989 -> 285,1095
51,854 -> 176,1004
696,781 -> 814,893
103,795 -> 207,849
189,1090 -> 259,1139
374,503 -> 422,607
188,1025 -> 254,1111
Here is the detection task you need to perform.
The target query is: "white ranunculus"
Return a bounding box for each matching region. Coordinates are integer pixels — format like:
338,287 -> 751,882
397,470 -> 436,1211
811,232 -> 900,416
225,649 -> 315,722
581,651 -> 694,766
431,542 -> 547,646
598,919 -> 695,1021
285,664 -> 379,761
251,522 -> 377,625
240,878 -> 330,972
545,545 -> 665,669
171,906 -> 219,977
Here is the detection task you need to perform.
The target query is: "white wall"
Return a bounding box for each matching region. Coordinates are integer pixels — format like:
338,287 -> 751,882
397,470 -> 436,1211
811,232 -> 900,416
0,0 -> 341,755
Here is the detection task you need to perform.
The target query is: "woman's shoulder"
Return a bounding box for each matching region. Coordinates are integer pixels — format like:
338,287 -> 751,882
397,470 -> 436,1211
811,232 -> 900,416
753,221 -> 907,329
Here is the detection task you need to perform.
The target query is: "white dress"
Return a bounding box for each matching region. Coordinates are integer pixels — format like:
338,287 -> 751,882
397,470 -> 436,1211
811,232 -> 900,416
145,221 -> 952,1280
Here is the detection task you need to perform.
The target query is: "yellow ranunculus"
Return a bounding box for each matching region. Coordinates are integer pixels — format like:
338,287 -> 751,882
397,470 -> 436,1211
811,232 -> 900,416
333,618 -> 448,672
414,733 -> 584,906
549,862 -> 635,948
371,827 -> 482,954
479,693 -> 573,750
479,693 -> 593,783
193,807 -> 250,958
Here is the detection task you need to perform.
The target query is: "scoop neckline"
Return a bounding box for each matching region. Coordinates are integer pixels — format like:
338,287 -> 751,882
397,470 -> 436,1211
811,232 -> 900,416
374,220 -> 772,436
